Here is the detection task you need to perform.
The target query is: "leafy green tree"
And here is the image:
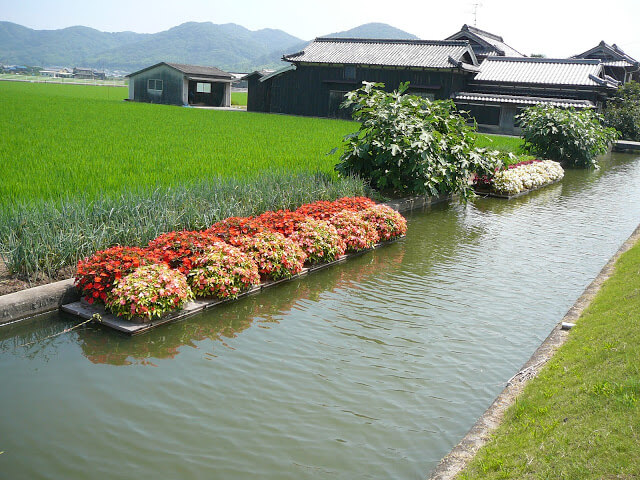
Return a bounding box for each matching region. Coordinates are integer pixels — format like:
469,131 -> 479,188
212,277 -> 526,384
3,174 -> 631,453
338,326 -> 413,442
603,81 -> 640,141
517,105 -> 618,168
334,82 -> 500,200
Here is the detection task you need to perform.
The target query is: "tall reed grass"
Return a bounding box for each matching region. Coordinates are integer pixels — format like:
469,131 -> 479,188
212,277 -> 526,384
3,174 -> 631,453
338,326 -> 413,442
0,173 -> 369,280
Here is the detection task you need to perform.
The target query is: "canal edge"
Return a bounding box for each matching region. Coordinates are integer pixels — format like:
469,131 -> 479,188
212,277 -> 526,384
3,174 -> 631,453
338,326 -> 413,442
0,194 -> 452,326
427,221 -> 640,480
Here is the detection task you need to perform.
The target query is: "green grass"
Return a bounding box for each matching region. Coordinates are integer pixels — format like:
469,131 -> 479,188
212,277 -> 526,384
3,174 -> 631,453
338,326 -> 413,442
231,91 -> 247,106
0,82 -> 356,207
475,133 -> 524,154
458,239 -> 640,479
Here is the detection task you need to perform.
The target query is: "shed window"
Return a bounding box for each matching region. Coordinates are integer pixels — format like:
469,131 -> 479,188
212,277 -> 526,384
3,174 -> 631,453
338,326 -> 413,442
344,66 -> 356,80
196,82 -> 212,93
147,79 -> 163,91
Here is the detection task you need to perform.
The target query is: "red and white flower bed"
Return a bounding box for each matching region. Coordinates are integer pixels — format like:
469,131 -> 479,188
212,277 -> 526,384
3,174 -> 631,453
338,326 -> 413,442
492,160 -> 564,195
75,197 -> 407,322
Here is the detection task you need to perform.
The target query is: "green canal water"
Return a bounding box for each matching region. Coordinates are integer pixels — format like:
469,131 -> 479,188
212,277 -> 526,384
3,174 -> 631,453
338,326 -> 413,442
1,153 -> 640,479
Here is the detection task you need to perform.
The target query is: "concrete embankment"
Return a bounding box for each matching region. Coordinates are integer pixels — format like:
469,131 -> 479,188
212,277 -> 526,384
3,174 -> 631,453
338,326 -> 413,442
427,222 -> 640,480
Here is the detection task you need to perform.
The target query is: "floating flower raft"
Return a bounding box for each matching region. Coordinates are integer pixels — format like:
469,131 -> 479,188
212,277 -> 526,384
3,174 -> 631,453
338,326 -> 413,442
474,159 -> 564,199
62,197 -> 407,335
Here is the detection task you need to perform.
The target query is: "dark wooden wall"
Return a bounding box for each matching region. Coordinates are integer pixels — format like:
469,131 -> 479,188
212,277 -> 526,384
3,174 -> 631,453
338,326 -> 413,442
249,63 -> 471,118
246,74 -> 271,112
131,64 -> 184,106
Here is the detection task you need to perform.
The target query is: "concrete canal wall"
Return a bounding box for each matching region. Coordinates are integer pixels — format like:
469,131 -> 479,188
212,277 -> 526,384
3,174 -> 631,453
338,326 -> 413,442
427,222 -> 640,480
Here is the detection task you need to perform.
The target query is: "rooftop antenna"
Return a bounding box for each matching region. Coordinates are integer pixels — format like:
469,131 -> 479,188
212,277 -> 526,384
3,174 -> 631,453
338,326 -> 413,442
472,2 -> 482,27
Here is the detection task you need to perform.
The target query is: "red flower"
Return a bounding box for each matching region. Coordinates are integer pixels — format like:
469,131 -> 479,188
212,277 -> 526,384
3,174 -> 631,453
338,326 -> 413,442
74,246 -> 160,304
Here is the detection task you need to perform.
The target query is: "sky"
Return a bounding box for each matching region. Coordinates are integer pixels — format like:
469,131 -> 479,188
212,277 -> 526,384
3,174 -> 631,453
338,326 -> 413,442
1,0 -> 640,60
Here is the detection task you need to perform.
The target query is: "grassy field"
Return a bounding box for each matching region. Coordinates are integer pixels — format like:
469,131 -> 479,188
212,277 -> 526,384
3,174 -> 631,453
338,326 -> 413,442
0,82 -> 356,206
459,237 -> 640,479
475,133 -> 524,154
231,91 -> 247,106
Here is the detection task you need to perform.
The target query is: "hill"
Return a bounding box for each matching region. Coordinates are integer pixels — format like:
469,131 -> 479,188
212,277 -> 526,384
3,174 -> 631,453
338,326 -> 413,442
322,22 -> 419,40
0,21 -> 420,73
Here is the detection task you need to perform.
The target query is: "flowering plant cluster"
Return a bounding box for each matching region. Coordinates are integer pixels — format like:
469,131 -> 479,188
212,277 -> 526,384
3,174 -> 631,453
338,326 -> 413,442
290,218 -> 346,264
75,246 -> 160,304
206,217 -> 265,246
187,242 -> 260,299
256,210 -> 310,237
105,263 -> 194,322
492,160 -> 564,195
76,196 -> 407,322
148,230 -> 222,275
360,205 -> 408,241
327,210 -> 380,252
237,231 -> 307,280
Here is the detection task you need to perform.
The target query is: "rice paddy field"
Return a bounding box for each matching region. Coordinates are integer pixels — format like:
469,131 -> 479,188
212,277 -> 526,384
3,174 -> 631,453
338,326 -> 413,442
0,82 -> 357,207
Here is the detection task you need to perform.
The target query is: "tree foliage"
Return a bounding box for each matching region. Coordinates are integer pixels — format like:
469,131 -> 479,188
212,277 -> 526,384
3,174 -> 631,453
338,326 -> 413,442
517,105 -> 618,168
334,82 -> 500,200
603,81 -> 640,141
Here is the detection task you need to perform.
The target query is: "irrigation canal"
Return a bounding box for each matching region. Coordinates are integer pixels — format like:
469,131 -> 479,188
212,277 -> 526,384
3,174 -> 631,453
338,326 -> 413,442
1,152 -> 640,479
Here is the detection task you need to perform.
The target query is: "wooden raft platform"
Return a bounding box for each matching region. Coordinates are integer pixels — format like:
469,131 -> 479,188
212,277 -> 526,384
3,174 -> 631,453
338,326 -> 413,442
61,239 -> 402,335
474,178 -> 562,199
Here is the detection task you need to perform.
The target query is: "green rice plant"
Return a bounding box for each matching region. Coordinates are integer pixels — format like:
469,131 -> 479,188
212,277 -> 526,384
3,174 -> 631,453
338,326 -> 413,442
231,91 -> 247,106
0,82 -> 356,207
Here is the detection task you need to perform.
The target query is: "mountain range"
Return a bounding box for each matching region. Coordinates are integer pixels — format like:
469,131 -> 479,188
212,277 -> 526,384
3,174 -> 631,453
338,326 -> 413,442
0,21 -> 418,73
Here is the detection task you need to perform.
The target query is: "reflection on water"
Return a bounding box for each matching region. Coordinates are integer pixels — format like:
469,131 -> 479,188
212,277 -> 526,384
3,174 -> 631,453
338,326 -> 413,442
0,152 -> 639,480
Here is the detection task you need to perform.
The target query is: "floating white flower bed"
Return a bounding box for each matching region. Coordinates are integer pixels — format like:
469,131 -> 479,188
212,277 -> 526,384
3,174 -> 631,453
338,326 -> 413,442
475,160 -> 564,198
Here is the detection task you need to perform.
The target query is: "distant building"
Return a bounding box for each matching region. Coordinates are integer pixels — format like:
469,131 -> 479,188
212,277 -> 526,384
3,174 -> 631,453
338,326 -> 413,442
572,41 -> 640,83
445,24 -> 524,62
73,67 -> 106,80
246,37 -> 479,118
126,62 -> 233,107
40,67 -> 74,78
453,57 -> 619,134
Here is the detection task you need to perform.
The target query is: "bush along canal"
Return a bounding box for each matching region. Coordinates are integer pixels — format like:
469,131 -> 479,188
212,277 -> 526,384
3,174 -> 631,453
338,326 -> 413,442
1,151 -> 640,480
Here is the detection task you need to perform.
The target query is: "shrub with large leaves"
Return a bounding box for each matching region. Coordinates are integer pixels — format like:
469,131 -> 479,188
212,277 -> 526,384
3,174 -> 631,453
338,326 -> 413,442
603,81 -> 640,141
517,105 -> 618,168
335,82 -> 501,201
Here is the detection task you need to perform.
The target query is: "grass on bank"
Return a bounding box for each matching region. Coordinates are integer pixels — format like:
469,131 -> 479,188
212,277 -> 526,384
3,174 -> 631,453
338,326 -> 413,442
458,238 -> 640,479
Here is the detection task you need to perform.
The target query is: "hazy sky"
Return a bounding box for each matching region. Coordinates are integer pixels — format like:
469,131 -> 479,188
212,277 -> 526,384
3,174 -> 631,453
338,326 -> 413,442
2,0 -> 639,59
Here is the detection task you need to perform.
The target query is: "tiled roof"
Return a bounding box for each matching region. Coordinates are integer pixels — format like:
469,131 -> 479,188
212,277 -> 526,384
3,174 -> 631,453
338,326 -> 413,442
453,92 -> 595,108
283,38 -> 478,69
165,63 -> 232,78
127,62 -> 232,79
474,57 -> 606,86
572,41 -> 638,65
446,24 -> 524,57
602,60 -> 636,67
